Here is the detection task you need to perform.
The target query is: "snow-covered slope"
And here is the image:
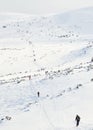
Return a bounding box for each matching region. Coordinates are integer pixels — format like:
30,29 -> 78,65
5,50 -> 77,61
0,7 -> 93,42
0,7 -> 93,130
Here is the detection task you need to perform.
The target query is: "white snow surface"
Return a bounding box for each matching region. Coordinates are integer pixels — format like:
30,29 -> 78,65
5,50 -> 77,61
0,7 -> 93,130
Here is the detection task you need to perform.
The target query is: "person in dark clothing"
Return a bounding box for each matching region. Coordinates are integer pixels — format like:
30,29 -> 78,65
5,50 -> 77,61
37,91 -> 40,97
75,115 -> 80,127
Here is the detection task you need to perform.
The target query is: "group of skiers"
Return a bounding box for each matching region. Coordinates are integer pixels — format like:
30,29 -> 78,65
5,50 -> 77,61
37,91 -> 80,127
37,91 -> 81,127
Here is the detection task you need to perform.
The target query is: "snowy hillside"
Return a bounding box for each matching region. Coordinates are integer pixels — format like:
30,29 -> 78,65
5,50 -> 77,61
0,7 -> 93,42
0,7 -> 93,130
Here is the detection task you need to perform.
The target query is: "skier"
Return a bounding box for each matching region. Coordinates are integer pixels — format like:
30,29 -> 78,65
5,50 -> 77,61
28,75 -> 31,80
75,115 -> 80,127
37,91 -> 40,97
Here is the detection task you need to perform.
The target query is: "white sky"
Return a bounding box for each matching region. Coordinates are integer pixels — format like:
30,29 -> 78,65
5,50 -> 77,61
0,0 -> 93,14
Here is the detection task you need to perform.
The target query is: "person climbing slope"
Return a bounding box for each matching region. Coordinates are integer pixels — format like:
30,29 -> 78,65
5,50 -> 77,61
75,114 -> 80,127
37,91 -> 40,97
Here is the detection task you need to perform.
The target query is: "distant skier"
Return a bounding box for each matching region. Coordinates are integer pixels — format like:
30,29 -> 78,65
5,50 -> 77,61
28,75 -> 31,80
37,91 -> 40,97
75,115 -> 80,127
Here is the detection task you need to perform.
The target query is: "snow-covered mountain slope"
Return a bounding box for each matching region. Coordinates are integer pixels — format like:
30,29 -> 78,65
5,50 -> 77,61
0,7 -> 93,130
0,7 -> 93,42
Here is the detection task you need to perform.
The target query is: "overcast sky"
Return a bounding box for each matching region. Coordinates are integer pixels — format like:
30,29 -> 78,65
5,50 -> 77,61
0,0 -> 93,14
